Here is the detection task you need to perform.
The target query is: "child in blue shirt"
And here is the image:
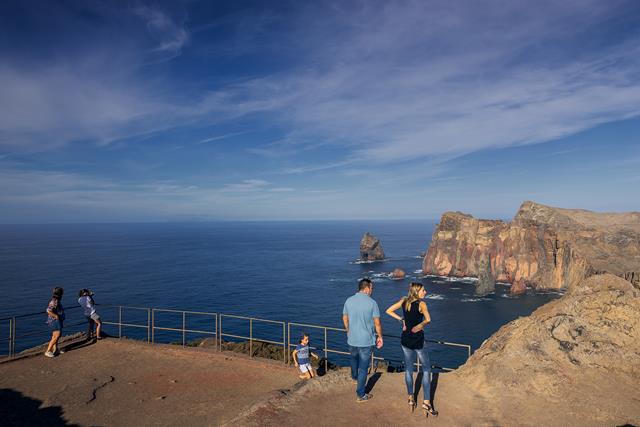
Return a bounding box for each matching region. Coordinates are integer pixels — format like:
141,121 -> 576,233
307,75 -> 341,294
292,333 -> 319,380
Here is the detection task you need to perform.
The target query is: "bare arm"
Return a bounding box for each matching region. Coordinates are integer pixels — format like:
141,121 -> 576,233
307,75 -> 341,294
292,349 -> 299,366
411,301 -> 432,333
385,298 -> 405,322
342,314 -> 349,335
373,317 -> 383,348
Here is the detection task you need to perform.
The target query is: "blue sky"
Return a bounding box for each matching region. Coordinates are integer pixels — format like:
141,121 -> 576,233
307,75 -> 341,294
0,0 -> 639,223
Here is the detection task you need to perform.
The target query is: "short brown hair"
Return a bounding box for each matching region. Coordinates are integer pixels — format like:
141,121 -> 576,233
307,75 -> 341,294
358,278 -> 373,291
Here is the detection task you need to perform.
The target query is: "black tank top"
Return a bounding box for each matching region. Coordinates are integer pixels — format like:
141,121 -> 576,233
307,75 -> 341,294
401,300 -> 424,349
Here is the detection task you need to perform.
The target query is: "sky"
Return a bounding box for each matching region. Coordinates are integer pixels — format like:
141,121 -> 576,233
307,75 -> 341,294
0,0 -> 639,223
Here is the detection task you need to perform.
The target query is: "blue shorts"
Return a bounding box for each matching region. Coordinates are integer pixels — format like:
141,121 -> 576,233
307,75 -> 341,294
49,319 -> 63,331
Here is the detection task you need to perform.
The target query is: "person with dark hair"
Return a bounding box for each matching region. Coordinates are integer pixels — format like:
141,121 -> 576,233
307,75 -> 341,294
78,289 -> 102,340
44,287 -> 65,357
385,282 -> 438,417
292,333 -> 319,380
342,277 -> 383,402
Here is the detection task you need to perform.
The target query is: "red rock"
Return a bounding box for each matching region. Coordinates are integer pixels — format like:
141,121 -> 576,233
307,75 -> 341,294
510,279 -> 527,295
390,268 -> 405,280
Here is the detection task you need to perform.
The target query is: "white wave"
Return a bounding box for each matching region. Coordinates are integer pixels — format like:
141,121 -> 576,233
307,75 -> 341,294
413,269 -> 423,274
425,294 -> 445,300
460,297 -> 490,302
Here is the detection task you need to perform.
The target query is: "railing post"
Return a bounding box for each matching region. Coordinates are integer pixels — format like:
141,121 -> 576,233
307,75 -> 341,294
287,322 -> 291,364
11,317 -> 16,358
148,309 -> 153,343
219,314 -> 222,351
118,306 -> 122,338
249,318 -> 253,357
8,318 -> 13,358
182,312 -> 186,347
282,322 -> 286,364
324,327 -> 328,373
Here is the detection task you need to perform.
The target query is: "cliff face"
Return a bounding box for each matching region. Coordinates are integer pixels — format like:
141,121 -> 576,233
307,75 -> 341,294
423,201 -> 640,290
359,232 -> 385,261
443,274 -> 640,425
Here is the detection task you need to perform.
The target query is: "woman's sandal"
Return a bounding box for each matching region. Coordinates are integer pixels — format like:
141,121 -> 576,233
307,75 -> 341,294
408,395 -> 416,412
422,402 -> 439,417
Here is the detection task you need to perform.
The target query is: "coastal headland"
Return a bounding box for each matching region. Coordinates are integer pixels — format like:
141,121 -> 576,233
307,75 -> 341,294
2,273 -> 638,426
423,201 -> 640,292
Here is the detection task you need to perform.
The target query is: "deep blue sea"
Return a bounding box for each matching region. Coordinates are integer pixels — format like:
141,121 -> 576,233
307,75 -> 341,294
0,221 -> 561,368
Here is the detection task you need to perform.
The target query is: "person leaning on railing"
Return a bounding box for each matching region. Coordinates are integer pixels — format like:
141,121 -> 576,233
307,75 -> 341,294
44,287 -> 65,358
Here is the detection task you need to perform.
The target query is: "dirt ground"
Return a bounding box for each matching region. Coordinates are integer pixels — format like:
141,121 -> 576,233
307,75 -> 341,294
1,338 -> 637,426
0,338 -> 300,426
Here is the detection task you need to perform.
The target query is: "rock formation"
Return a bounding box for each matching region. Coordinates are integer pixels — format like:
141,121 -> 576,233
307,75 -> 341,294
442,274 -> 640,425
359,232 -> 385,261
390,268 -> 405,280
423,201 -> 640,290
474,255 -> 495,296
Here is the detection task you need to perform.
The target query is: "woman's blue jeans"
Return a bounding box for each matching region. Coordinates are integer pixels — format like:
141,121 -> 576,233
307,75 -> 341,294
401,344 -> 431,401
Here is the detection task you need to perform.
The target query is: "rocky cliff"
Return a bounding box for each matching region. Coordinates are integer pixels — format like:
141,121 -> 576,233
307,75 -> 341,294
422,201 -> 640,291
440,274 -> 640,425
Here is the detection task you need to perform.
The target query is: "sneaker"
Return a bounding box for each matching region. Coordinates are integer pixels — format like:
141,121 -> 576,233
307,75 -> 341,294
44,351 -> 55,358
356,393 -> 373,403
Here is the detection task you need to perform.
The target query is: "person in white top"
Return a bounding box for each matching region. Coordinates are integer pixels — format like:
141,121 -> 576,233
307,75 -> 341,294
78,289 -> 102,340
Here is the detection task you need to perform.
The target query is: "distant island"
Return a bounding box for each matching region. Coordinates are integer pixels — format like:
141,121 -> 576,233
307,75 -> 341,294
423,201 -> 640,294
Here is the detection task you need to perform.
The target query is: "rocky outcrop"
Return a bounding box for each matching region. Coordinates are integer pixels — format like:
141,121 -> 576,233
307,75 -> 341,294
390,268 -> 405,280
359,232 -> 385,261
446,274 -> 640,425
423,201 -> 640,290
475,255 -> 495,296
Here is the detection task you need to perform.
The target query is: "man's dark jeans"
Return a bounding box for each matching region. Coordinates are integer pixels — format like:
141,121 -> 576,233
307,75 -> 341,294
349,345 -> 374,398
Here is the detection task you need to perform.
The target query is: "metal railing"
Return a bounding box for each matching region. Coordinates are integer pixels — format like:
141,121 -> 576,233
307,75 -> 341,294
219,314 -> 286,362
1,305 -> 93,358
1,305 -> 472,373
152,308 -> 218,347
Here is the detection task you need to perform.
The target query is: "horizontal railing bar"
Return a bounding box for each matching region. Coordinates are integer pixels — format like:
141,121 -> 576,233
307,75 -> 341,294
152,309 -> 218,316
152,326 -> 216,335
102,321 -> 148,329
288,322 -> 346,332
1,305 -> 83,321
220,314 -> 284,325
99,305 -> 150,311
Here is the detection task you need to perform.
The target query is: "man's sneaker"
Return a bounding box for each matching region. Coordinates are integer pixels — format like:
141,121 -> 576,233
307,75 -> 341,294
356,393 -> 373,403
44,351 -> 55,358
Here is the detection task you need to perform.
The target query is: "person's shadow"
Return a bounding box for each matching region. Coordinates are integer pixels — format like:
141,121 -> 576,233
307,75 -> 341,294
0,388 -> 81,426
365,372 -> 382,394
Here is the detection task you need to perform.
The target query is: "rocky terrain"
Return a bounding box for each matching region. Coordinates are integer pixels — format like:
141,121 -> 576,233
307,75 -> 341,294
436,273 -> 640,426
359,232 -> 385,261
423,201 -> 640,291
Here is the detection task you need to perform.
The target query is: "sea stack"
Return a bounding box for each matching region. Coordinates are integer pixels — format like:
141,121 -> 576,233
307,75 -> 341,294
474,255 -> 495,296
359,232 -> 385,261
391,268 -> 406,280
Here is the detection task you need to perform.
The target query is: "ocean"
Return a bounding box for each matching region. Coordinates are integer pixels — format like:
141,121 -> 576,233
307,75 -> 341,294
0,221 -> 561,368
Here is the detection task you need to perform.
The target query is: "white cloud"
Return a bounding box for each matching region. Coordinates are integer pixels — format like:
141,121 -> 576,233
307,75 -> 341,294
133,6 -> 190,55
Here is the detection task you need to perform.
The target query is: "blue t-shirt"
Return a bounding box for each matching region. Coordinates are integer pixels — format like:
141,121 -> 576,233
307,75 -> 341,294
296,344 -> 310,365
342,292 -> 380,347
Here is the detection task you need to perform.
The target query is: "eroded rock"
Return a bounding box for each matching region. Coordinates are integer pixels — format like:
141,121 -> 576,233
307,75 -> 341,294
359,232 -> 385,261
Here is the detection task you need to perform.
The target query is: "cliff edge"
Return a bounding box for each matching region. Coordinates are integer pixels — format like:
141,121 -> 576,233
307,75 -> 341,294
423,201 -> 640,290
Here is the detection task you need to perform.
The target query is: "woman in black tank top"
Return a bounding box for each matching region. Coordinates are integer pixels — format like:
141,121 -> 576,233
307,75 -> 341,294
385,282 -> 438,417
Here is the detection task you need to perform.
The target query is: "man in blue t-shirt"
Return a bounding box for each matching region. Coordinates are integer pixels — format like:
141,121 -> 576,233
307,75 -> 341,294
342,278 -> 383,402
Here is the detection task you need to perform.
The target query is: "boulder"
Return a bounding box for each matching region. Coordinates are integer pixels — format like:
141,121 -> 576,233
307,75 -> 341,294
390,268 -> 405,280
510,279 -> 527,295
359,232 -> 385,261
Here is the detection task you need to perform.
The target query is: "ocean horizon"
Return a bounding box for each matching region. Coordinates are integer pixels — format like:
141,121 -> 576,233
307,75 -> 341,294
0,221 -> 560,368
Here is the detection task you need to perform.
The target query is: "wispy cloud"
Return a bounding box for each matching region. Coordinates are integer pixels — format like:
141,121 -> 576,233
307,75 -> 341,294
133,5 -> 190,56
197,131 -> 251,144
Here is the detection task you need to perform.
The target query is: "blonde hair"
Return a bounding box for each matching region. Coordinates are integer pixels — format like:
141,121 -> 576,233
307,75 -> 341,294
403,282 -> 425,311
